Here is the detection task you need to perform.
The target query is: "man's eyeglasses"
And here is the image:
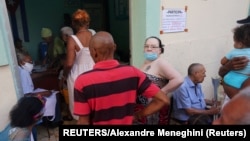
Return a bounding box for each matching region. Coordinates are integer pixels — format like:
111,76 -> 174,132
144,45 -> 159,49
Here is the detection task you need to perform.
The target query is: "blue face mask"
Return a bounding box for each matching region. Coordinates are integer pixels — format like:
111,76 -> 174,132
144,52 -> 158,61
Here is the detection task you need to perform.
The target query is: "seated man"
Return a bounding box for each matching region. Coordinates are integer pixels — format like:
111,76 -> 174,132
172,63 -> 220,124
16,51 -> 62,126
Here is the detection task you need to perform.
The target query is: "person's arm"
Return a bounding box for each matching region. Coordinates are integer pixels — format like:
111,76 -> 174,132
63,36 -> 76,78
218,56 -> 249,77
24,90 -> 52,97
134,90 -> 169,120
221,56 -> 229,65
77,115 -> 90,125
158,59 -> 184,94
185,106 -> 220,116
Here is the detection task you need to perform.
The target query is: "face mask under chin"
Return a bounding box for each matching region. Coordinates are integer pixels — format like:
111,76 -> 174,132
144,52 -> 158,61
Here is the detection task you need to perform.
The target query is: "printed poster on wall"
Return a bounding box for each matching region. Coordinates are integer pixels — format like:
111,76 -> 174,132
162,8 -> 187,33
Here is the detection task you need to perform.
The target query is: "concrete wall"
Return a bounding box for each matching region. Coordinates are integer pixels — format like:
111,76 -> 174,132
130,0 -> 249,99
0,0 -> 20,139
0,0 -> 249,137
160,0 -> 250,99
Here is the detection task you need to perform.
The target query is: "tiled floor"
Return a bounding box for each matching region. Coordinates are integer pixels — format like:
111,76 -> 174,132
37,119 -> 77,141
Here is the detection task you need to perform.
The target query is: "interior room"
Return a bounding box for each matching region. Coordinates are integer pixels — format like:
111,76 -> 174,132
7,0 -> 130,64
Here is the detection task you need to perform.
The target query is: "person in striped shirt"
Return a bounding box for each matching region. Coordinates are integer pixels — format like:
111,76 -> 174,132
73,31 -> 170,125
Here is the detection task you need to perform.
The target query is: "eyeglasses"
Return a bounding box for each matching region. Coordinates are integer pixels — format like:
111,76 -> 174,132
144,45 -> 159,49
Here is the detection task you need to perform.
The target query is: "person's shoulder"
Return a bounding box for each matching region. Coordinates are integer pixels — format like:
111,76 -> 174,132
19,67 -> 29,75
174,77 -> 189,90
156,57 -> 171,66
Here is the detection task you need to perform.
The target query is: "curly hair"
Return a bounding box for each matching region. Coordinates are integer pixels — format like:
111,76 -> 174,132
72,9 -> 90,31
9,96 -> 44,128
233,24 -> 250,47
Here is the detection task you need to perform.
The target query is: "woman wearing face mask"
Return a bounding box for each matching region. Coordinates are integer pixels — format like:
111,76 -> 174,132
135,36 -> 183,125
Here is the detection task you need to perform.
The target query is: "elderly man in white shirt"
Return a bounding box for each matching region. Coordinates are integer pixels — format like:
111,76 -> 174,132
16,50 -> 62,140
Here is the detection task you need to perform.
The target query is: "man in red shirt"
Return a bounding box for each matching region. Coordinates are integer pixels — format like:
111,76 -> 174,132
74,31 -> 169,125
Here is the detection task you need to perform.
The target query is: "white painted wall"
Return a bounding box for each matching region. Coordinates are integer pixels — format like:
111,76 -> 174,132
160,0 -> 250,99
0,66 -> 17,130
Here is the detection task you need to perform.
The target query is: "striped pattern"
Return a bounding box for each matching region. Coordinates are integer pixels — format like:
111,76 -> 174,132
74,60 -> 159,125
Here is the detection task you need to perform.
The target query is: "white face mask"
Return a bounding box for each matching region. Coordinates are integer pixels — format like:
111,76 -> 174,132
22,62 -> 34,73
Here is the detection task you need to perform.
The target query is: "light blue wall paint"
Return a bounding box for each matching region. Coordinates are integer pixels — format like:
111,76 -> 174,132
0,0 -> 20,138
130,0 -> 160,67
0,0 -> 22,97
0,3 -> 10,66
145,0 -> 160,38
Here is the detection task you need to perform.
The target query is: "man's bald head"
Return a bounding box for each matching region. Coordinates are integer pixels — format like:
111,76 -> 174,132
89,31 -> 116,62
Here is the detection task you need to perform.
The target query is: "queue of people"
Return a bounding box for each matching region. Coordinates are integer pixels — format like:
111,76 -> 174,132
8,7 -> 250,141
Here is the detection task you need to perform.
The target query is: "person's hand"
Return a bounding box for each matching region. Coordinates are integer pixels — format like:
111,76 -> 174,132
133,105 -> 146,124
39,90 -> 52,97
231,56 -> 249,70
219,56 -> 249,77
209,106 -> 220,115
133,111 -> 146,125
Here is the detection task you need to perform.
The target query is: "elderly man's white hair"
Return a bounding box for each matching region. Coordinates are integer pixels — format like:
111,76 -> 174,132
61,26 -> 73,35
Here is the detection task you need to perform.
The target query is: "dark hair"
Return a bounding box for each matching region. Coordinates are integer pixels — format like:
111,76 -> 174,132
145,36 -> 165,53
233,24 -> 250,47
187,63 -> 202,76
9,96 -> 44,128
187,114 -> 212,125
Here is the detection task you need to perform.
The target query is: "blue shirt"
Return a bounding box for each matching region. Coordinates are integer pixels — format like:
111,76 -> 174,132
225,48 -> 250,75
172,76 -> 206,121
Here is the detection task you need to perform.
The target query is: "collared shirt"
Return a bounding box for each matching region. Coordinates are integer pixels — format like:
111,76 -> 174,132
74,59 -> 160,125
172,76 -> 206,121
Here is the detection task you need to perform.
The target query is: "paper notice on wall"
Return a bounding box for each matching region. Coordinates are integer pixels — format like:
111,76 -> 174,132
162,8 -> 187,33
